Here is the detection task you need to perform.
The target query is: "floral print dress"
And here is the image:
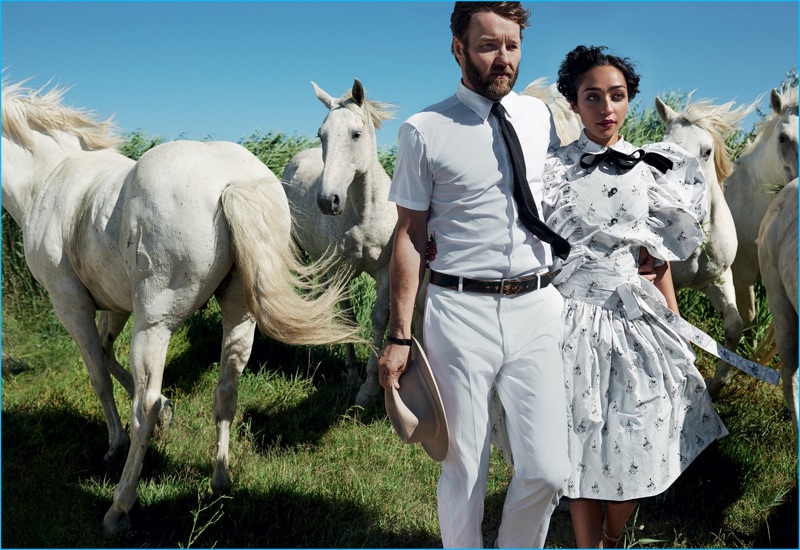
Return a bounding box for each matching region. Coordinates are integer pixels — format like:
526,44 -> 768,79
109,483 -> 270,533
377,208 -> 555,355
537,132 -> 727,501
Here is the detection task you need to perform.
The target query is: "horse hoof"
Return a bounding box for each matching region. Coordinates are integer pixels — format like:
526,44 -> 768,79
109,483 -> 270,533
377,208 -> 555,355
211,468 -> 232,495
103,446 -> 125,464
102,507 -> 131,537
705,377 -> 724,399
158,398 -> 175,429
103,436 -> 131,464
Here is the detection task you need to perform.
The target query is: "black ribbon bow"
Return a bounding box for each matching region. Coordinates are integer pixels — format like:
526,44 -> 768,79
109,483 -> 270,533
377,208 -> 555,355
579,148 -> 673,175
491,102 -> 571,260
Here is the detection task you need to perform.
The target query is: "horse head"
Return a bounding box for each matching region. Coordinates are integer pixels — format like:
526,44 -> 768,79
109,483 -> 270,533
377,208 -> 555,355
311,78 -> 393,215
313,79 -> 376,215
656,94 -> 754,188
770,85 -> 799,182
521,77 -> 582,145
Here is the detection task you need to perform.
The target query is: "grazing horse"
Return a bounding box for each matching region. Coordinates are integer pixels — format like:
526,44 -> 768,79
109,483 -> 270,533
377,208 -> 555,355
724,84 -> 799,391
758,178 -> 798,435
282,79 -> 397,406
656,95 -> 754,394
1,80 -> 362,535
521,77 -> 582,144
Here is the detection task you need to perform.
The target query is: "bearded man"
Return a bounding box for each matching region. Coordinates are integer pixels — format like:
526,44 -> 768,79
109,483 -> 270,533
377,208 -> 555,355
377,2 -> 570,547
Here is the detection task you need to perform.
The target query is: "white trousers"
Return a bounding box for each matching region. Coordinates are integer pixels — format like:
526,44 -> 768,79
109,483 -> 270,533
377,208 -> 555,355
423,283 -> 569,548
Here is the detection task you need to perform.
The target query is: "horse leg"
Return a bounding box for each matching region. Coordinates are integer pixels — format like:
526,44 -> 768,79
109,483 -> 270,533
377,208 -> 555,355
98,311 -> 175,430
97,311 -> 134,397
736,281 -> 758,348
703,274 -> 744,397
355,270 -> 389,406
211,271 -> 256,494
49,294 -> 129,463
103,322 -> 172,536
778,326 -> 799,439
342,293 -> 364,389
771,300 -> 799,438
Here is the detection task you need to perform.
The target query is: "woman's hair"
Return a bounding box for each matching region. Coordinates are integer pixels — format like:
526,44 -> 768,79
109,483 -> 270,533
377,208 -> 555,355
450,2 -> 530,56
556,45 -> 641,104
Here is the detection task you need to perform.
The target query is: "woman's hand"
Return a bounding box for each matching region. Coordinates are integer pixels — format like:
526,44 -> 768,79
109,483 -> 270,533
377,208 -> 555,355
426,236 -> 437,262
638,248 -> 657,282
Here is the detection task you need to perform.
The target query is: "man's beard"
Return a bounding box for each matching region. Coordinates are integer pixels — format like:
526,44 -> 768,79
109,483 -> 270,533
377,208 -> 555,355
463,51 -> 518,101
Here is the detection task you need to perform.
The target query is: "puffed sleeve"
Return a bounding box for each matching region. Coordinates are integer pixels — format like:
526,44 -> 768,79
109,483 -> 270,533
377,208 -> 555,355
642,142 -> 708,261
541,149 -> 568,219
542,147 -> 583,280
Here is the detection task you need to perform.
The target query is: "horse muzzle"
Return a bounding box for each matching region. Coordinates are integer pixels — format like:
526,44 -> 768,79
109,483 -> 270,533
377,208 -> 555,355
317,193 -> 344,216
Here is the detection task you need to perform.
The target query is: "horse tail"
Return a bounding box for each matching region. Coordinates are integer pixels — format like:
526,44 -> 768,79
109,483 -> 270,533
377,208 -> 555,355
221,178 -> 364,346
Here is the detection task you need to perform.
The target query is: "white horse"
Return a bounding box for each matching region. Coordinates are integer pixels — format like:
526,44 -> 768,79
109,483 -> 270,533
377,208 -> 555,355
521,77 -> 582,144
724,84 -> 799,391
1,80 -> 362,535
282,79 -> 397,406
758,178 -> 798,435
656,95 -> 755,394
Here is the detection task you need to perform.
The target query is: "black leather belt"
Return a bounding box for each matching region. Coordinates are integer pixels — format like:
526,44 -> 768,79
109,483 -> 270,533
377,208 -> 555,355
429,270 -> 551,295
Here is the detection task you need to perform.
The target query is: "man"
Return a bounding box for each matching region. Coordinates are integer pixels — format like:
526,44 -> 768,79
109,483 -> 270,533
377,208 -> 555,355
377,3 -> 570,547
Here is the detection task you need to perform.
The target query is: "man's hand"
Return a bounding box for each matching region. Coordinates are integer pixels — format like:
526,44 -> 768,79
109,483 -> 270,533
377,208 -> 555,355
378,343 -> 411,390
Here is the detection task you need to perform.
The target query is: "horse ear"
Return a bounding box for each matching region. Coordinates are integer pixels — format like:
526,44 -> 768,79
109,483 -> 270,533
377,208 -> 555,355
655,96 -> 676,125
352,79 -> 365,107
312,81 -> 334,110
770,88 -> 783,114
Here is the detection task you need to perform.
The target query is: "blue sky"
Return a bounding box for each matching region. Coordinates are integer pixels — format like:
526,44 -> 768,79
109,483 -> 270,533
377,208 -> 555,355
2,2 -> 797,150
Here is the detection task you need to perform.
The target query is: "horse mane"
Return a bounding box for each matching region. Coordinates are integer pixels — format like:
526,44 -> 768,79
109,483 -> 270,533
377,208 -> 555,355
340,89 -> 396,130
1,78 -> 121,151
521,77 -> 582,144
675,93 -> 755,183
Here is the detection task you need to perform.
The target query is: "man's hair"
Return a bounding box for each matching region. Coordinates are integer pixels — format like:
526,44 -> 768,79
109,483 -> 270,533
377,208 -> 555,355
556,45 -> 641,104
450,2 -> 531,56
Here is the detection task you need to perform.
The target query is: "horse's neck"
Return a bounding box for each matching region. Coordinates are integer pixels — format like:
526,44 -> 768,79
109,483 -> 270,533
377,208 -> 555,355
348,155 -> 392,216
2,135 -> 72,227
741,135 -> 785,189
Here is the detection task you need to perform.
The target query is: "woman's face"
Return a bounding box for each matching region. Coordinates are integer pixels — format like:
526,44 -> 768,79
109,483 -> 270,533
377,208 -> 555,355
570,65 -> 629,147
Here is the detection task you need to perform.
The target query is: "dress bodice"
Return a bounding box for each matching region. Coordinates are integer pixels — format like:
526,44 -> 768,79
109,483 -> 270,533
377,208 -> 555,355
542,132 -> 707,308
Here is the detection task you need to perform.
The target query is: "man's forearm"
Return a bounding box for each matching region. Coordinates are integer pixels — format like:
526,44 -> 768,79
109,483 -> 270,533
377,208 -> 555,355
387,208 -> 428,339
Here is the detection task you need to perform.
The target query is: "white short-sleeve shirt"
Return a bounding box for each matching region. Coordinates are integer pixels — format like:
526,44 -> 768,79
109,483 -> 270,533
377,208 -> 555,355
389,82 -> 560,279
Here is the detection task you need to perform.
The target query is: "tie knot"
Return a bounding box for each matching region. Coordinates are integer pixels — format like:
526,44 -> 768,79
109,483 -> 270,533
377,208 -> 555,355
491,102 -> 508,119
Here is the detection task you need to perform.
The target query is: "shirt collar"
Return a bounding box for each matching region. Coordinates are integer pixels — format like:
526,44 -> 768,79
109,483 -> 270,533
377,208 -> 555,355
456,81 -> 520,122
576,130 -> 630,153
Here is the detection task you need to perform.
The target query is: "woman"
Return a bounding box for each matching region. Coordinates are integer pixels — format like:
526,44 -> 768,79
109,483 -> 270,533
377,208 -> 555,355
542,45 -> 727,548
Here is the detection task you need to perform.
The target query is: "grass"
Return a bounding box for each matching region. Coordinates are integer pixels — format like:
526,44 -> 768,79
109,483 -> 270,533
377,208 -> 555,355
2,274 -> 797,548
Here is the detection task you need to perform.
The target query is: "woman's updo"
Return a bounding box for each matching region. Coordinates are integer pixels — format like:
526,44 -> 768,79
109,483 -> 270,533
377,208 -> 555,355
556,45 -> 641,105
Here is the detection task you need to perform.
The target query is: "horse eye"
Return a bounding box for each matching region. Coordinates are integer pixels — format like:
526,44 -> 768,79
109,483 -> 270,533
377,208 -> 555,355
779,133 -> 788,144
702,147 -> 712,159
352,131 -> 363,141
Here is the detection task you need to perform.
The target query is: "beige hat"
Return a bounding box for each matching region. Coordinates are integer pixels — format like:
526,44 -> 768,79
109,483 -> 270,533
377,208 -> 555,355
385,337 -> 449,462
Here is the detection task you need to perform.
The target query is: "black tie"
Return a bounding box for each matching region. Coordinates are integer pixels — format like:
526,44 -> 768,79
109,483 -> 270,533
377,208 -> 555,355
491,102 -> 571,260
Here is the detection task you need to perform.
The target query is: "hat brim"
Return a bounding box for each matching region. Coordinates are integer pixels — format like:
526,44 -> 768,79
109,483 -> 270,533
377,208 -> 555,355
385,337 -> 449,462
